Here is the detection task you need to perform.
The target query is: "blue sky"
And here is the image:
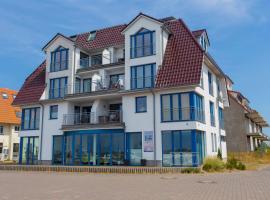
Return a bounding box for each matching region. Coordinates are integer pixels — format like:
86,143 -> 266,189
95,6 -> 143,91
0,0 -> 269,134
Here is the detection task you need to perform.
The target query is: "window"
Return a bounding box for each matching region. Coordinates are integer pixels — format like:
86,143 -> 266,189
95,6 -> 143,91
161,92 -> 204,122
211,133 -> 217,152
130,29 -> 156,58
0,143 -> 2,153
208,71 -> 213,96
50,47 -> 68,72
0,126 -> 3,134
16,111 -> 21,118
220,135 -> 226,142
2,93 -> 8,99
219,107 -> 224,129
49,77 -> 68,99
91,54 -> 102,66
14,126 -> 20,132
22,107 -> 40,130
13,143 -> 19,153
131,63 -> 156,89
50,105 -> 58,119
136,96 -> 147,113
210,101 -> 215,126
19,137 -> 39,165
13,95 -> 16,99
200,74 -> 204,89
217,78 -> 221,98
88,31 -> 96,41
83,78 -> 92,93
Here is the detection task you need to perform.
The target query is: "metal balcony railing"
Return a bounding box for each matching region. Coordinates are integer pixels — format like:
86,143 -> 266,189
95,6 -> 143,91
130,76 -> 156,89
63,111 -> 123,126
161,107 -> 205,123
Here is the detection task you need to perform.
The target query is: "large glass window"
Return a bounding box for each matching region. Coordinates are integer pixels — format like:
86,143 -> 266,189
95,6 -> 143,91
22,108 -> 40,130
130,29 -> 156,58
19,137 -> 39,165
99,134 -> 111,166
50,47 -> 69,72
208,71 -> 214,96
162,130 -> 205,167
65,135 -> 73,165
83,79 -> 92,93
112,134 -> 125,165
52,136 -> 63,165
127,132 -> 142,166
49,77 -> 68,99
161,92 -> 204,122
131,63 -> 155,89
135,96 -> 147,113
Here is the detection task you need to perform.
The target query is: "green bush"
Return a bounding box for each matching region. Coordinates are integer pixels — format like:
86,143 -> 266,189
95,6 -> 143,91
181,167 -> 201,174
202,157 -> 225,172
226,157 -> 246,170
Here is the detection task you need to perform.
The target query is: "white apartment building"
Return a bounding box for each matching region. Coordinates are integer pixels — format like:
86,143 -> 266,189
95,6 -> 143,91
13,13 -> 229,166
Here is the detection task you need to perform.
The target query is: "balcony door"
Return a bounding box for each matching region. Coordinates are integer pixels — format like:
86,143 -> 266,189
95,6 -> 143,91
82,106 -> 92,124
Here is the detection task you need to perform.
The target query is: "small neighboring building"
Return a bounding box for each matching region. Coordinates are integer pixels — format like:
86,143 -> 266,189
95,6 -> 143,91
0,88 -> 21,161
224,78 -> 269,152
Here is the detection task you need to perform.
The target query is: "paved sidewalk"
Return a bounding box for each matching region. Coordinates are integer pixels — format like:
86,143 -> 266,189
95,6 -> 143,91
0,168 -> 270,200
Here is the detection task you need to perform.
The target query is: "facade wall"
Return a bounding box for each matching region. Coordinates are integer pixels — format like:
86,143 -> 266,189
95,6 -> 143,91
224,96 -> 248,152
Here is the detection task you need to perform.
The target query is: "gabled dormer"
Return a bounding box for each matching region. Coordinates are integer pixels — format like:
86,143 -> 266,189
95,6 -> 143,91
192,29 -> 210,52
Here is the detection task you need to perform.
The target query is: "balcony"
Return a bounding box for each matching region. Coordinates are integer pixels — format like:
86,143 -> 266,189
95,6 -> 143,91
65,77 -> 125,99
62,111 -> 124,130
161,107 -> 205,123
78,54 -> 125,72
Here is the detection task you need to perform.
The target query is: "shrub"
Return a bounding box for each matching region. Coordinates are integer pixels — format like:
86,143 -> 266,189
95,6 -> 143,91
181,167 -> 201,174
226,157 -> 246,170
202,157 -> 225,172
217,148 -> 222,160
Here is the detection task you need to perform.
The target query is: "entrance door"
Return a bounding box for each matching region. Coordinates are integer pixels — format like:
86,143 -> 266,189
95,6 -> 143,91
127,132 -> 142,166
19,137 -> 39,165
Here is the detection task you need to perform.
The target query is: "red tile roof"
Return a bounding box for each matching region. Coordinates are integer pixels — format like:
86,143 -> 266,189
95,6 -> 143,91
155,19 -> 204,88
13,61 -> 46,106
192,29 -> 205,38
0,88 -> 20,124
75,24 -> 127,51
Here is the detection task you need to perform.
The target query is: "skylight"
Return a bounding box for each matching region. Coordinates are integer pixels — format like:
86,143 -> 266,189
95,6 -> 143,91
88,31 -> 96,41
2,93 -> 8,99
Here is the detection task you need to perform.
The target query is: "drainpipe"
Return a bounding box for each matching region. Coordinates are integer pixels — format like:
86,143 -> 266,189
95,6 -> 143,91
151,89 -> 157,166
39,103 -> 45,164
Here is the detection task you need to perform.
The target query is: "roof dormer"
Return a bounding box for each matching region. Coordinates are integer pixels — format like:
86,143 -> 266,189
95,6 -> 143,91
192,29 -> 210,52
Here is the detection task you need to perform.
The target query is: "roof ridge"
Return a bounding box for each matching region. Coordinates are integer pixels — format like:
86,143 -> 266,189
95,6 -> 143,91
76,24 -> 127,36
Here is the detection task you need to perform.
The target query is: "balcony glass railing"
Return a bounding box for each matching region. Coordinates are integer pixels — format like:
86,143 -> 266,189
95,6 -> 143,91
161,107 -> 205,123
131,76 -> 156,90
79,54 -> 124,69
49,87 -> 68,99
63,111 -> 122,126
66,78 -> 125,95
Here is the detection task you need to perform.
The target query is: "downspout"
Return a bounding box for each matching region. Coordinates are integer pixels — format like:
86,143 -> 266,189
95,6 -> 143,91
39,103 -> 45,164
151,89 -> 157,166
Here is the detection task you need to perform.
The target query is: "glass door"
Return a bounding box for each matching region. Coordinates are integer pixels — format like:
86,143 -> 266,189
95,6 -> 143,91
98,134 -> 111,166
127,132 -> 142,166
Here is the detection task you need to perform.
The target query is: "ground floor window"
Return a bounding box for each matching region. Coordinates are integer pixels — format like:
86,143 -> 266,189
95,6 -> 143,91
52,130 -> 126,166
19,137 -> 39,165
162,130 -> 205,167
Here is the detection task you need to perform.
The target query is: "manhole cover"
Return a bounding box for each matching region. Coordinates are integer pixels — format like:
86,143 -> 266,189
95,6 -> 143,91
197,180 -> 217,184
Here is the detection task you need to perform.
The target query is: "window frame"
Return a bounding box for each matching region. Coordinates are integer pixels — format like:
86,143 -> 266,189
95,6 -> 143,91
21,107 -> 40,130
0,126 -> 3,134
160,92 -> 205,123
209,101 -> 215,127
135,96 -> 147,113
49,105 -> 58,120
49,77 -> 68,99
208,71 -> 214,96
130,29 -> 156,59
50,47 -> 69,72
130,63 -> 156,90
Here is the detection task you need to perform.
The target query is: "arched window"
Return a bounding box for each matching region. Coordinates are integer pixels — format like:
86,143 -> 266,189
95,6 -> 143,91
130,28 -> 156,58
50,46 -> 69,72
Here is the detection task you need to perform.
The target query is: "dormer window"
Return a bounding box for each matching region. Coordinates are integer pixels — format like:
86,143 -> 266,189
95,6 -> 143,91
200,36 -> 207,51
88,31 -> 96,41
2,93 -> 8,99
50,46 -> 69,72
130,28 -> 156,58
